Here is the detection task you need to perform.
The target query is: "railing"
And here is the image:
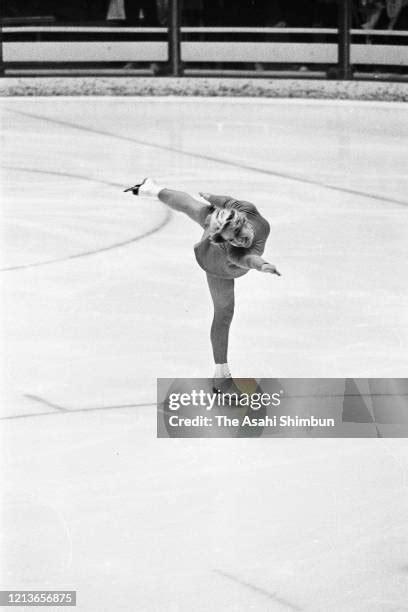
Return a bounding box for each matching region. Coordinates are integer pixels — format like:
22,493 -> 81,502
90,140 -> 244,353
1,1 -> 407,79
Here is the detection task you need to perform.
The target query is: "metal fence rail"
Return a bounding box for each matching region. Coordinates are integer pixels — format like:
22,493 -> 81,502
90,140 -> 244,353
1,0 -> 407,79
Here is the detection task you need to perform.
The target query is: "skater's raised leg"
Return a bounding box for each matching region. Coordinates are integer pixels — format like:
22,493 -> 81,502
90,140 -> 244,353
158,189 -> 209,227
125,178 -> 210,227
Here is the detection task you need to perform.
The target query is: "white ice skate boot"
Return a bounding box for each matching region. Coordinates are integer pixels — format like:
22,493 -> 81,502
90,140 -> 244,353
124,177 -> 162,197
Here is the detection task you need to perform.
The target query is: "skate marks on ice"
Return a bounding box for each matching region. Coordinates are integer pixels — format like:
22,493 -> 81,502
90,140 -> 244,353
0,394 -> 156,421
25,393 -> 69,413
214,569 -> 302,611
4,105 -> 408,208
1,166 -> 171,272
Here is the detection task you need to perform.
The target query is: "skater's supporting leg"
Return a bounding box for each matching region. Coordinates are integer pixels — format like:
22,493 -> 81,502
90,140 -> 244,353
158,189 -> 210,228
206,273 -> 235,368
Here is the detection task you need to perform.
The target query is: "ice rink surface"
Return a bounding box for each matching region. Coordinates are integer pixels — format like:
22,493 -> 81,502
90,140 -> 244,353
1,97 -> 408,611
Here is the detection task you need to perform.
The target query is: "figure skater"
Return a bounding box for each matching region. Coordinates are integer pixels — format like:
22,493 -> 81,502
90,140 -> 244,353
125,178 -> 281,389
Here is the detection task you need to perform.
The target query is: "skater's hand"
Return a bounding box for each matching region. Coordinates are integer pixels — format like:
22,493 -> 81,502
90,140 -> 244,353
199,193 -> 216,212
261,263 -> 281,276
199,192 -> 212,202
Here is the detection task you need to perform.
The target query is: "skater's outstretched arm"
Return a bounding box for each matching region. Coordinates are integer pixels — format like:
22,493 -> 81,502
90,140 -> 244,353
229,252 -> 281,275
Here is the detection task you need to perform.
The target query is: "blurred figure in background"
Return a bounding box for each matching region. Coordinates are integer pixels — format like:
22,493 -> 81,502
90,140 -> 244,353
106,0 -> 126,22
357,0 -> 408,28
156,0 -> 169,26
358,0 -> 387,28
386,0 -> 408,28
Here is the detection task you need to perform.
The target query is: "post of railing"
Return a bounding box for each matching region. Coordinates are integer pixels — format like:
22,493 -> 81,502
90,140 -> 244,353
338,0 -> 352,79
168,0 -> 182,76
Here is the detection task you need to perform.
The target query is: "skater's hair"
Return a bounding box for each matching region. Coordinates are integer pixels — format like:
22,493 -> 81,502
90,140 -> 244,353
209,208 -> 247,244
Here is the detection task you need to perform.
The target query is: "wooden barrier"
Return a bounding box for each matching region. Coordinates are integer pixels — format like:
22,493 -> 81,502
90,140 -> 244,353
1,26 -> 408,76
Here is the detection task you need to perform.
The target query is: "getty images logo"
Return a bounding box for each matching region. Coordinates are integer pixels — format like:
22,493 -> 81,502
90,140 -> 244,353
167,386 -> 283,411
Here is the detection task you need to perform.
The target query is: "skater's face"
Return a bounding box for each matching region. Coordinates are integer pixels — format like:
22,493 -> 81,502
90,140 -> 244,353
220,222 -> 254,248
209,209 -> 254,249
